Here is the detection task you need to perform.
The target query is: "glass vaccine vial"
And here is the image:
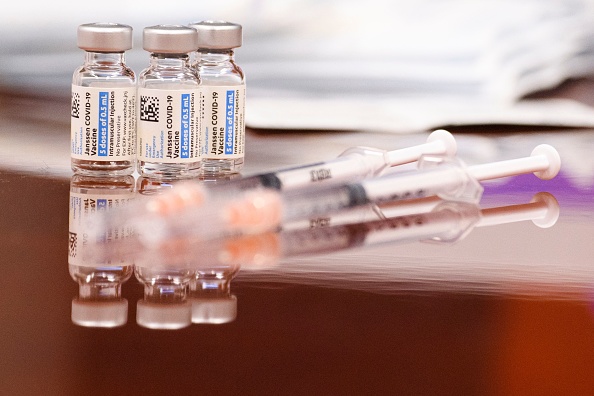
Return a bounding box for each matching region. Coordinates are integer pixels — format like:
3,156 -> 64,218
137,25 -> 202,179
71,23 -> 137,175
188,21 -> 246,175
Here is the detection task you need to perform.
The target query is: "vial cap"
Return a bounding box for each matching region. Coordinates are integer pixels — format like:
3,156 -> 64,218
143,25 -> 198,54
136,300 -> 192,330
189,21 -> 242,50
77,23 -> 133,52
190,296 -> 238,324
71,298 -> 128,328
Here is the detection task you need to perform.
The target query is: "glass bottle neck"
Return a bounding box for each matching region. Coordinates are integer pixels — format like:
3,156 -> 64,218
196,49 -> 235,64
144,283 -> 187,303
149,53 -> 190,69
85,51 -> 126,66
189,276 -> 233,297
79,283 -> 122,300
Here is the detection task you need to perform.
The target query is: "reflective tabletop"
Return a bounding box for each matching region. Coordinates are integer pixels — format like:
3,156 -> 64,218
1,89 -> 594,395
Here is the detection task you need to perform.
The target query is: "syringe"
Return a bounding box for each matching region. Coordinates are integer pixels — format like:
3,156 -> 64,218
208,129 -> 457,192
117,144 -> 560,246
279,144 -> 560,223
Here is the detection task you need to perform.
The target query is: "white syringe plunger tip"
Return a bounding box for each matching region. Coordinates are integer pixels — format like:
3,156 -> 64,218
426,129 -> 457,157
531,192 -> 560,228
531,144 -> 561,180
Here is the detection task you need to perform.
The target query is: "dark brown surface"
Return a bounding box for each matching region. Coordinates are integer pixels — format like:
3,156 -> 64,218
2,154 -> 594,396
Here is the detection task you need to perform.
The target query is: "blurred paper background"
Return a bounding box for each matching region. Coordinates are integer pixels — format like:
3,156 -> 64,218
1,0 -> 594,133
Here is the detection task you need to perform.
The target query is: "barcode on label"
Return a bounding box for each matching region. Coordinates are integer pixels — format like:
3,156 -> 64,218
140,95 -> 159,122
69,232 -> 77,258
71,92 -> 80,118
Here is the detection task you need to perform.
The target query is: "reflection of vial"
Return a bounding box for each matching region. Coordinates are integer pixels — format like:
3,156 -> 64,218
134,173 -> 192,329
71,23 -> 137,176
135,265 -> 193,329
197,173 -> 241,184
137,25 -> 202,179
189,21 -> 245,175
68,175 -> 135,327
189,264 -> 239,324
136,176 -> 175,196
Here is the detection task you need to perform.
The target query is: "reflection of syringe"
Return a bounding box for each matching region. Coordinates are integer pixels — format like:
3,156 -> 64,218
130,192 -> 559,271
121,144 -> 560,246
283,202 -> 481,255
246,192 -> 560,265
281,196 -> 443,231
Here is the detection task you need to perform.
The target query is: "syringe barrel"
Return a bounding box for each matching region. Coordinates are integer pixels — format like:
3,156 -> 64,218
281,165 -> 474,224
216,154 -> 379,195
276,154 -> 378,190
281,184 -> 369,223
361,165 -> 470,203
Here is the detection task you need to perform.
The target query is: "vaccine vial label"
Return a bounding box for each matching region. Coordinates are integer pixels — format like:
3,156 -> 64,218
71,85 -> 136,161
68,191 -> 135,267
201,85 -> 245,159
137,88 -> 201,163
